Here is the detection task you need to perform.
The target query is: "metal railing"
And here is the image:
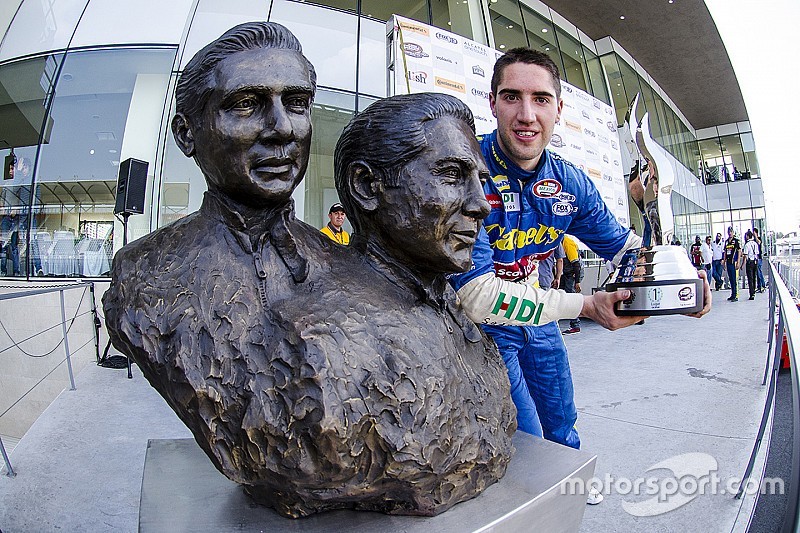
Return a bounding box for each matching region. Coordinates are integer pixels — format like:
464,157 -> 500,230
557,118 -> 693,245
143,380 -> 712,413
0,281 -> 100,477
737,260 -> 799,531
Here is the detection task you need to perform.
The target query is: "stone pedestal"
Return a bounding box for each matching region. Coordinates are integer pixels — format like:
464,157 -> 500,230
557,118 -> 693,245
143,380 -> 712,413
139,432 -> 596,532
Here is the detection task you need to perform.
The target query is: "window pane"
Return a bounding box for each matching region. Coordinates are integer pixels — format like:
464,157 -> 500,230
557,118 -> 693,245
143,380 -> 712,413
357,17 -> 387,98
0,54 -> 61,277
0,0 -> 86,61
304,0 -> 356,12
33,48 -> 176,276
431,0 -> 487,44
488,0 -> 528,52
600,54 -> 628,127
303,90 -> 355,230
71,0 -> 194,47
554,28 -> 588,92
271,1 -> 358,91
585,50 -> 610,105
616,58 -> 643,123
361,0 -> 428,23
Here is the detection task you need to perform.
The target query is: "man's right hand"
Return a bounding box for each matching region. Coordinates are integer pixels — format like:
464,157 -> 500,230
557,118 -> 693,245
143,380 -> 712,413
580,290 -> 649,331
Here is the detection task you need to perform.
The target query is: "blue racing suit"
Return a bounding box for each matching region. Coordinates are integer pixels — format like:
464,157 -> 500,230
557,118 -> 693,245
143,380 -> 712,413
450,131 -> 638,448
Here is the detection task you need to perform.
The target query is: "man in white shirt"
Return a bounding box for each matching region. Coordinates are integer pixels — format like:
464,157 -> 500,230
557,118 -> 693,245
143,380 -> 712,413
743,230 -> 760,300
700,235 -> 713,275
711,232 -> 725,291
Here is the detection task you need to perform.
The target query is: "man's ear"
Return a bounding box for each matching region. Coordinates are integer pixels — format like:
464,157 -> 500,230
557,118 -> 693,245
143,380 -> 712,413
347,161 -> 381,212
171,113 -> 195,157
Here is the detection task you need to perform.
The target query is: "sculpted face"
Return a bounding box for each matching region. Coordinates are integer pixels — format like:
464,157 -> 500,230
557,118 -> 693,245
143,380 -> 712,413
377,116 -> 491,273
490,62 -> 562,171
185,47 -> 314,207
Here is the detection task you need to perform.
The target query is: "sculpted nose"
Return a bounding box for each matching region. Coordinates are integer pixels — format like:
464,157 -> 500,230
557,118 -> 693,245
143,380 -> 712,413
463,178 -> 490,220
262,99 -> 294,142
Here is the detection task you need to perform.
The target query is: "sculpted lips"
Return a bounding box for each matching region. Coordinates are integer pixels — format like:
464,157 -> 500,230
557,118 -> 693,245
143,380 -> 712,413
451,225 -> 478,246
252,154 -> 294,176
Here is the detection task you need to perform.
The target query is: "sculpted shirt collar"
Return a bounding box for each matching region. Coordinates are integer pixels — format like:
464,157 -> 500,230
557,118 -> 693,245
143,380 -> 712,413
202,191 -> 308,283
357,236 -> 483,343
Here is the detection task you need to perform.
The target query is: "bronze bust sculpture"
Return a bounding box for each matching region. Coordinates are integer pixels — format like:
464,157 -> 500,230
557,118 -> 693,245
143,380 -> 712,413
104,22 -> 514,519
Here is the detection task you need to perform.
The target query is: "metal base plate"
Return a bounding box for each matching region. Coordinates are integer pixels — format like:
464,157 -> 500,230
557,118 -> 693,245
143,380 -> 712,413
607,278 -> 704,316
139,433 -> 596,533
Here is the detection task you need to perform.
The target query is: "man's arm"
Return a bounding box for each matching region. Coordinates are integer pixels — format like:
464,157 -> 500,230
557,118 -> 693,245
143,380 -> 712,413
451,228 -> 647,329
553,257 -> 563,288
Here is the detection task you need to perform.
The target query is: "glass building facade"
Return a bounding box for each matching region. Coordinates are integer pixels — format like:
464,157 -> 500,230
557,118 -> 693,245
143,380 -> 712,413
0,0 -> 765,278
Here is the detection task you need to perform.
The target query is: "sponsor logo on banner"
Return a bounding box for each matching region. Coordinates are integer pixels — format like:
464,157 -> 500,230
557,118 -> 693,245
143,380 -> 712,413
407,70 -> 429,84
596,116 -> 603,125
605,107 -> 613,115
532,179 -> 562,198
602,154 -> 609,163
563,85 -> 573,94
602,173 -> 613,182
593,100 -> 602,109
588,168 -> 602,180
581,110 -> 591,120
617,196 -> 624,206
472,65 -> 485,77
583,128 -> 596,138
471,87 -> 489,99
435,76 -> 466,93
598,133 -> 609,144
403,42 -> 429,58
607,121 -> 617,132
435,32 -> 458,44
399,21 -> 429,36
613,159 -> 620,166
570,143 -> 583,151
435,55 -> 454,64
491,174 -> 510,191
563,100 -> 575,109
552,201 -> 576,216
550,133 -> 565,148
463,41 -> 488,57
611,140 -> 618,149
577,92 -> 591,103
503,192 -> 520,211
586,148 -> 598,157
475,114 -> 490,124
565,120 -> 582,133
485,194 -> 502,209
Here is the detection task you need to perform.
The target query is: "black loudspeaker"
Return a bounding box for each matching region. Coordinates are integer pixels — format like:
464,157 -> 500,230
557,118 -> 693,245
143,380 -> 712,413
114,158 -> 148,215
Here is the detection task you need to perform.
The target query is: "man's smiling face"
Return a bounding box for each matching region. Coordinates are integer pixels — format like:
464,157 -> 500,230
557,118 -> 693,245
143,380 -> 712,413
489,62 -> 563,171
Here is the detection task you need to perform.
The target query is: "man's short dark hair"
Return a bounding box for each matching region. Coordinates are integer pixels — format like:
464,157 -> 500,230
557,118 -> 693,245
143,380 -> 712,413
491,47 -> 561,99
334,93 -> 474,234
175,22 -> 317,124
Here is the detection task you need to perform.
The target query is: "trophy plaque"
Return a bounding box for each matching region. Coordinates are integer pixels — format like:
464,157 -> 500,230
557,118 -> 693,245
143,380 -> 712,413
606,95 -> 703,316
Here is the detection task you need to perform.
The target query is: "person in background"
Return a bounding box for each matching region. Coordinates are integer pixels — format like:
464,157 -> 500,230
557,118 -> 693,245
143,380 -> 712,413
711,232 -> 725,291
752,227 -> 766,292
690,236 -> 703,270
743,230 -> 759,300
700,235 -> 713,275
536,243 -> 565,292
320,202 -> 350,245
724,226 -> 742,302
560,235 -> 583,335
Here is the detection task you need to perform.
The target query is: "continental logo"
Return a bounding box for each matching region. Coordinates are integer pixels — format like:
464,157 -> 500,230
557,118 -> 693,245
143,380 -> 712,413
485,223 -> 564,251
565,120 -> 582,133
435,32 -> 458,44
435,76 -> 465,93
532,179 -> 561,198
402,42 -> 429,58
587,168 -> 602,179
399,21 -> 429,37
490,174 -> 510,191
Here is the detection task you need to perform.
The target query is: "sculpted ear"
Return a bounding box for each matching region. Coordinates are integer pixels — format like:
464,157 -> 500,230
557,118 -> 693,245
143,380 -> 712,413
347,161 -> 381,212
171,113 -> 196,157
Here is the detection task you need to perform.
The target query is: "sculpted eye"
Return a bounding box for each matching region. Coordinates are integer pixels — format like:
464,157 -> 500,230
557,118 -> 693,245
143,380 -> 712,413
286,95 -> 311,113
437,167 -> 461,183
232,96 -> 257,111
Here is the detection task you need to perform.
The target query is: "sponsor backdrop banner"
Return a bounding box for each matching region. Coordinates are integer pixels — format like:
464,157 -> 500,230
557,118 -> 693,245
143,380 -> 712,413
389,15 -> 629,227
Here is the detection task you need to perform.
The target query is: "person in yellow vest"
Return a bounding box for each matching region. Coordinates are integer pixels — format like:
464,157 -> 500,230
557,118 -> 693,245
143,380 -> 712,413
320,202 -> 350,245
560,235 -> 583,334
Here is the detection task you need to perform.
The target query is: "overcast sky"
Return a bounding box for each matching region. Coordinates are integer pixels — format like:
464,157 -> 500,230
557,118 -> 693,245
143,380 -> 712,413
705,0 -> 800,234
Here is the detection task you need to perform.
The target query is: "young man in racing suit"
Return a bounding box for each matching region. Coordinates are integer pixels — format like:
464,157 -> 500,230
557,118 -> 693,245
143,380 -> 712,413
450,48 -> 709,452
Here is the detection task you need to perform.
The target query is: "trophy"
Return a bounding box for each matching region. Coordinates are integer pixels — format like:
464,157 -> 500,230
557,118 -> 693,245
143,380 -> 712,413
606,95 -> 703,315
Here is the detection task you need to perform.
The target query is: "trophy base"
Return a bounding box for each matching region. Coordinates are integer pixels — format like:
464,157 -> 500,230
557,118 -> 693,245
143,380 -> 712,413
606,278 -> 703,316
